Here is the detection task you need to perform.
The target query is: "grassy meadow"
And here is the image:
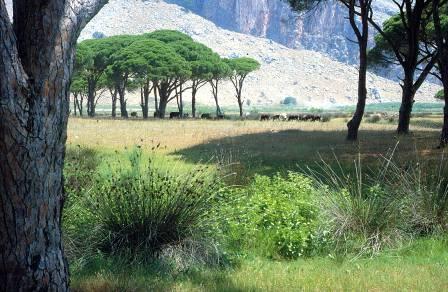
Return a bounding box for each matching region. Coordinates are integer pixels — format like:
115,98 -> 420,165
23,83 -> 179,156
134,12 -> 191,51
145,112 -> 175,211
66,115 -> 448,291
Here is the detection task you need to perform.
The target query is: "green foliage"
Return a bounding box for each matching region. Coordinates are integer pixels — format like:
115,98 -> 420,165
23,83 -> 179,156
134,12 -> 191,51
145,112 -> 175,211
435,89 -> 445,100
64,148 -> 222,262
225,57 -> 260,77
145,30 -> 193,43
217,173 -> 321,259
113,38 -> 191,82
281,96 -> 297,106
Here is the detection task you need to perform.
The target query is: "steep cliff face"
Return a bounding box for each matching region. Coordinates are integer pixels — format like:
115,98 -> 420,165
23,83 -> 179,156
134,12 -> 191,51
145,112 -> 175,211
167,0 -> 396,64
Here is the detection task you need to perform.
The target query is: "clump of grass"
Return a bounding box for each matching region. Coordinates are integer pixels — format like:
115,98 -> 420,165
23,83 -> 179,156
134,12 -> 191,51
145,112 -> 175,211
64,148 -> 224,268
309,153 -> 407,257
308,146 -> 448,257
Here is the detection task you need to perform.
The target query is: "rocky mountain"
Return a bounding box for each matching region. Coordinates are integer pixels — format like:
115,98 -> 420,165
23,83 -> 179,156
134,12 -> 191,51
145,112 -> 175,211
77,0 -> 438,108
4,0 -> 440,109
167,0 -> 397,64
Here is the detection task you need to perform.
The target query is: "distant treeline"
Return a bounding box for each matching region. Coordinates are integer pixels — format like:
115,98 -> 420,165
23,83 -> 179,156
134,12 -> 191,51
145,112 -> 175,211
72,30 -> 260,119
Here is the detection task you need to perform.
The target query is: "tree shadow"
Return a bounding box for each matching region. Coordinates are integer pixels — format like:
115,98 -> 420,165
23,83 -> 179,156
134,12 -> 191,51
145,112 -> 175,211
172,129 -> 443,182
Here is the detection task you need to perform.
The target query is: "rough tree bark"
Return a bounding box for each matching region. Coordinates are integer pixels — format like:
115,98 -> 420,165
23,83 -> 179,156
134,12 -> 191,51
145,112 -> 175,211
0,0 -> 107,290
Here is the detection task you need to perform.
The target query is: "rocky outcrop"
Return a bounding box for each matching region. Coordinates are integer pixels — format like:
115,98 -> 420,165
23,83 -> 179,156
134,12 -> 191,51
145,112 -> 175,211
167,0 -> 396,64
78,0 -> 439,108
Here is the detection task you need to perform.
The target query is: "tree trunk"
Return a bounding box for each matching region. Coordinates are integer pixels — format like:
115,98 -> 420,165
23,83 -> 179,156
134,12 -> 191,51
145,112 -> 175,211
118,87 -> 128,119
192,82 -> 197,118
158,83 -> 169,119
73,94 -> 78,116
397,74 -> 416,134
179,83 -> 184,117
87,78 -> 97,117
211,80 -> 222,116
439,62 -> 448,147
111,87 -> 118,118
153,81 -> 159,117
0,1 -> 106,290
346,1 -> 369,141
140,80 -> 150,119
238,98 -> 243,118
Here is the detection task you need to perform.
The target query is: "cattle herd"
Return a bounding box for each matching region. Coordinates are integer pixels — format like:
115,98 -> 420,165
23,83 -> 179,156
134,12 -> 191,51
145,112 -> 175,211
260,113 -> 322,122
128,111 -> 323,121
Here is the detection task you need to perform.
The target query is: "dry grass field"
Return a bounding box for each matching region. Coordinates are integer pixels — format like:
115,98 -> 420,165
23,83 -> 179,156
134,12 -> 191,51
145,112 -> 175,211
68,116 -> 446,178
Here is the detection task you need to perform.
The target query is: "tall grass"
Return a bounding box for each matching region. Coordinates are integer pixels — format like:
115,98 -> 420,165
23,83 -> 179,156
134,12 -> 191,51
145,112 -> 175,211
308,145 -> 448,257
64,148 -> 224,269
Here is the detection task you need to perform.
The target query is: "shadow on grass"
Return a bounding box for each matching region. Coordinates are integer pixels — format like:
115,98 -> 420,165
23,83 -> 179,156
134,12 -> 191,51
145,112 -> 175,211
172,129 -> 442,182
70,256 -> 257,292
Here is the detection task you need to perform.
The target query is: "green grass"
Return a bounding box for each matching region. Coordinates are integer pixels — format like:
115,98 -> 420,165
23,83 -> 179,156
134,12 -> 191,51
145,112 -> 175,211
71,236 -> 448,291
66,117 -> 448,291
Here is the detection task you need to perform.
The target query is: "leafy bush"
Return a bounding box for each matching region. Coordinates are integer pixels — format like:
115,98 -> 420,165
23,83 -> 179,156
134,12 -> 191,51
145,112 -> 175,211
366,114 -> 381,123
217,173 -> 321,259
281,96 -> 297,106
64,149 -> 222,264
435,89 -> 444,100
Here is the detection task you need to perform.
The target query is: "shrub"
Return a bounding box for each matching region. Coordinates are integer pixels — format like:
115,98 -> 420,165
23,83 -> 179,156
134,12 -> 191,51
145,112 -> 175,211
385,159 -> 448,235
435,89 -> 444,100
366,114 -> 381,123
281,96 -> 297,106
309,155 -> 409,257
217,173 -> 321,259
309,150 -> 448,257
64,149 -> 222,264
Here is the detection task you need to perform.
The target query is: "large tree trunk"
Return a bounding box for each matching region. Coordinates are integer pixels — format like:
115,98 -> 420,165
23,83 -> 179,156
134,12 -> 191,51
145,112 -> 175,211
0,1 -> 106,290
397,73 -> 416,134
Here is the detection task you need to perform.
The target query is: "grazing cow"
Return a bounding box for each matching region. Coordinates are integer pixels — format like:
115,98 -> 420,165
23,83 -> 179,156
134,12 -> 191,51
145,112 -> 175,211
170,112 -> 181,119
310,115 -> 321,122
131,112 -> 138,118
288,114 -> 299,121
260,114 -> 270,121
201,113 -> 211,119
272,115 -> 281,121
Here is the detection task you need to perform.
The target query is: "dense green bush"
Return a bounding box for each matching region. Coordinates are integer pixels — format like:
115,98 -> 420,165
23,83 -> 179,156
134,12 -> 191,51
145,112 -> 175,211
366,114 -> 381,123
64,149 -> 222,264
281,96 -> 297,106
217,173 -> 321,259
435,89 -> 444,100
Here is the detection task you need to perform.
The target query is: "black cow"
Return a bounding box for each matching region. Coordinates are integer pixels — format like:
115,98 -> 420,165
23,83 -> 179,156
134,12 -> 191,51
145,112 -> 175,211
272,115 -> 281,121
130,112 -> 138,118
201,113 -> 211,119
288,114 -> 299,121
170,112 -> 181,119
260,114 -> 270,121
